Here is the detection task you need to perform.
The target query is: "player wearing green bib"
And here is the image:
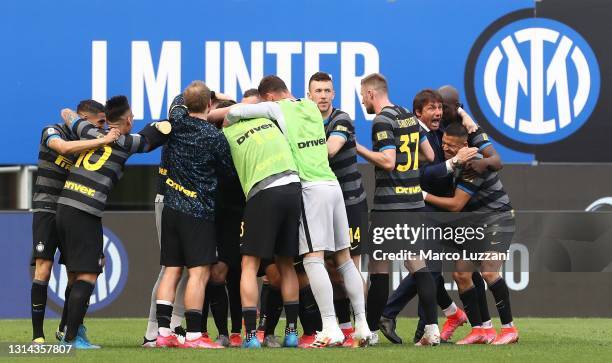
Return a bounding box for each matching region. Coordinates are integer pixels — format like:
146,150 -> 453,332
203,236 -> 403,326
222,116 -> 302,349
225,75 -> 371,348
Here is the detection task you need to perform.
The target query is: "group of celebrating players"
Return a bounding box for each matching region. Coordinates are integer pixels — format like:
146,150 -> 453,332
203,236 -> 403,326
29,70 -> 519,350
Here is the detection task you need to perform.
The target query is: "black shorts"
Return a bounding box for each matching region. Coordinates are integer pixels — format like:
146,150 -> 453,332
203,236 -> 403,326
56,204 -> 104,274
161,206 -> 217,268
346,199 -> 368,256
240,182 -> 301,260
215,204 -> 243,269
31,211 -> 61,265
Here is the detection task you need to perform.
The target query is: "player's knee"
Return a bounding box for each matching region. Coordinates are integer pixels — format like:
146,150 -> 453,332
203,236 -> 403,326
210,262 -> 228,283
480,271 -> 501,285
453,271 -> 472,289
34,260 -> 53,281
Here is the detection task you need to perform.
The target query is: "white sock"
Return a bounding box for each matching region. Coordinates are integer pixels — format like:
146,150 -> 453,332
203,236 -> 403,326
502,322 -> 514,328
303,257 -> 336,328
322,316 -> 338,332
170,315 -> 183,330
159,327 -> 173,337
186,332 -> 202,340
442,302 -> 458,317
482,320 -> 493,328
339,322 -> 352,330
336,260 -> 366,317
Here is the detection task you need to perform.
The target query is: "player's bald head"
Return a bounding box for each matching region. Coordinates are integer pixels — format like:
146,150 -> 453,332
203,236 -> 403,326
438,85 -> 460,105
184,80 -> 211,113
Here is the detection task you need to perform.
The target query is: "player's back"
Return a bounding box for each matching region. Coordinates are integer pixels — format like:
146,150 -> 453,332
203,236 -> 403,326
277,98 -> 336,183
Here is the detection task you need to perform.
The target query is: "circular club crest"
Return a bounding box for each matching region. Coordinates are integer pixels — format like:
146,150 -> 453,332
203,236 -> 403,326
48,227 -> 128,312
466,11 -> 600,146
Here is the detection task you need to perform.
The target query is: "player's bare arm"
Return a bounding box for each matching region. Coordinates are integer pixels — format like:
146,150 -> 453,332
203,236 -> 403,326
327,135 -> 346,158
356,142 -> 396,172
423,187 -> 472,212
47,128 -> 120,155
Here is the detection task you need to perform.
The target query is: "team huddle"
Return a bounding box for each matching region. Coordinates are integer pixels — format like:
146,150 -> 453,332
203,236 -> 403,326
29,71 -> 519,350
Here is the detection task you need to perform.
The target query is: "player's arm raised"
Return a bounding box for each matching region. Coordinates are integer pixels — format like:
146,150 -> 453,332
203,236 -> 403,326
47,128 -> 120,155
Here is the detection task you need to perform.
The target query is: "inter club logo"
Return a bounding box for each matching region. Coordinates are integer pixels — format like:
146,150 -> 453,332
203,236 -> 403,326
467,14 -> 600,146
48,228 -> 128,312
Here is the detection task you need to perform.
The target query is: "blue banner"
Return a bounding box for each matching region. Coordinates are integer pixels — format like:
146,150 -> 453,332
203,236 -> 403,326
1,0 -> 542,164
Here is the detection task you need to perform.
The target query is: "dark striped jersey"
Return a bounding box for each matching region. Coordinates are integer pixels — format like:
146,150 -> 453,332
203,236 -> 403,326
324,108 -> 366,206
457,164 -> 512,213
57,119 -> 149,217
468,127 -> 493,151
162,103 -> 235,220
32,124 -> 76,213
372,105 -> 427,210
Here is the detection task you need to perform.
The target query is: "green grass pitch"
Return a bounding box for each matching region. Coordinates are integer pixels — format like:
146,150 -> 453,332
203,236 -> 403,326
1,318 -> 611,362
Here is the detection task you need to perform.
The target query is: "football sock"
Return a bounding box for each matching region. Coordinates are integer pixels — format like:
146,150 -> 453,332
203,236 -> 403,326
473,272 -> 492,323
64,280 -> 94,341
337,259 -> 366,322
201,291 -> 210,333
488,277 -> 513,325
185,309 -> 203,340
459,286 -> 482,328
334,298 -> 352,328
414,269 -> 438,325
264,286 -> 283,336
366,273 -> 389,331
58,284 -> 72,333
257,282 -> 270,330
436,274 -> 454,311
31,279 -> 48,340
226,268 -> 242,333
156,300 -> 173,336
298,285 -> 321,335
209,282 -> 229,336
442,302 -> 458,317
171,273 -> 187,329
284,301 -> 299,333
303,257 -> 336,331
242,307 -> 258,338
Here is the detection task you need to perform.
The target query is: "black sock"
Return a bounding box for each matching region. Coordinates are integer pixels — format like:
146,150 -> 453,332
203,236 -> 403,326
334,298 -> 351,326
156,302 -> 173,329
209,282 -> 229,336
284,301 -> 299,333
257,283 -> 270,330
298,285 -> 321,335
264,287 -> 283,336
367,274 -> 389,331
201,289 -> 210,333
472,272 -> 491,323
459,286 -> 482,327
488,277 -> 513,325
414,270 -> 438,325
59,284 -> 72,333
435,274 -> 453,310
243,307 -> 258,338
31,280 -> 48,340
227,268 -> 242,333
64,280 -> 94,342
185,309 -> 203,335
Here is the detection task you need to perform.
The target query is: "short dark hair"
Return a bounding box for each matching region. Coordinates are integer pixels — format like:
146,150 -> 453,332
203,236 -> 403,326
105,96 -> 131,123
308,72 -> 332,87
77,99 -> 104,115
413,89 -> 443,114
215,99 -> 237,109
184,81 -> 211,113
258,75 -> 289,96
444,122 -> 468,139
242,88 -> 259,98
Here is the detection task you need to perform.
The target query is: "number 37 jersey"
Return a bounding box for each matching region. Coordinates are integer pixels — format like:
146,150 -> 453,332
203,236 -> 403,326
57,119 -> 148,217
371,105 -> 427,211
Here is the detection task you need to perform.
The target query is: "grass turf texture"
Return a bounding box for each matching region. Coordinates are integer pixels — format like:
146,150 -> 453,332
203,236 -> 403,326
1,318 -> 611,362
